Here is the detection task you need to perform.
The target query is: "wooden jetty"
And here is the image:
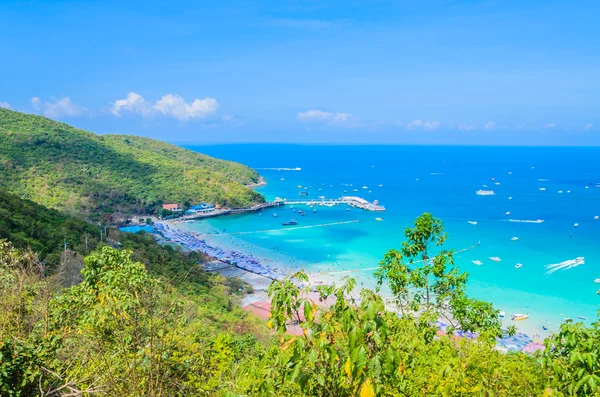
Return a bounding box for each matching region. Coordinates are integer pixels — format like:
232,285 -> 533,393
283,196 -> 385,211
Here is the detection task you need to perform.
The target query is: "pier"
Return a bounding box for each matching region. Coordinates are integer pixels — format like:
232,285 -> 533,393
283,196 -> 385,211
171,195 -> 382,223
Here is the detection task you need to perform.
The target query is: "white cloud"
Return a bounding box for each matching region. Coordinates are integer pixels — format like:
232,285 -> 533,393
483,121 -> 496,131
405,119 -> 440,131
31,97 -> 41,110
296,109 -> 358,127
112,92 -> 151,116
111,92 -> 219,120
545,123 -> 556,129
31,96 -> 86,118
457,124 -> 477,131
153,94 -> 219,120
0,102 -> 11,109
584,123 -> 593,130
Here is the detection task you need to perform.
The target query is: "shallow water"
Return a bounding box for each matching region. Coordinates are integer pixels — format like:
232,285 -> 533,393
183,144 -> 600,337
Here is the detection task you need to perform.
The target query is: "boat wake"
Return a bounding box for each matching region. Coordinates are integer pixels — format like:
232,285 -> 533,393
546,257 -> 585,275
505,219 -> 545,224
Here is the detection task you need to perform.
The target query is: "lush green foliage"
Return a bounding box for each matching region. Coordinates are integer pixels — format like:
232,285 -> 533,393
257,272 -> 547,396
375,213 -> 502,339
543,317 -> 600,396
0,242 -> 269,396
0,189 -> 101,267
0,108 -> 263,218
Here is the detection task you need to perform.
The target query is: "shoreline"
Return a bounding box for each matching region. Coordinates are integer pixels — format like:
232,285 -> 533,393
245,176 -> 267,189
154,220 -> 545,353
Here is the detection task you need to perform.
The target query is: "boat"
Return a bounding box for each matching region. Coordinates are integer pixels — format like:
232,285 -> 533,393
511,237 -> 519,241
299,191 -> 309,196
343,190 -> 347,193
476,190 -> 495,196
505,212 -> 511,216
467,221 -> 478,225
558,190 -> 563,193
282,219 -> 298,226
345,208 -> 350,211
495,182 -> 501,185
297,210 -> 305,216
508,196 -> 513,200
574,223 -> 579,227
539,188 -> 546,191
472,260 -> 483,266
490,257 -> 501,262
511,313 -> 529,321
578,316 -> 588,321
595,278 -> 600,283
281,178 -> 285,181
543,325 -> 548,331
595,216 -> 599,220
273,213 -> 278,217
515,263 -> 523,268
567,190 -> 571,193
378,184 -> 383,187
353,189 -> 358,192
313,209 -> 317,213
499,311 -> 505,319
362,186 -> 368,189
297,185 -> 302,188
375,217 -> 382,221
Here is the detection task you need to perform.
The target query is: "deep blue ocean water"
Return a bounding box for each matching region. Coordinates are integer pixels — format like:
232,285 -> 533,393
184,144 -> 600,336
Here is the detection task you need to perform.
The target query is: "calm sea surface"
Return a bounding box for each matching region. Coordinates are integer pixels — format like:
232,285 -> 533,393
183,144 -> 600,335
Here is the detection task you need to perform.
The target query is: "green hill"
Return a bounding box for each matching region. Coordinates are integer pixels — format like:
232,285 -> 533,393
0,108 -> 264,217
0,188 -> 101,265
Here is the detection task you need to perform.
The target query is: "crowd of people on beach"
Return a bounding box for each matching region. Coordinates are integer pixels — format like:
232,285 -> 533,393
154,222 -> 289,281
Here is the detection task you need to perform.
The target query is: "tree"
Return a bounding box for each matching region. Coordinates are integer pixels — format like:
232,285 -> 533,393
542,316 -> 600,396
256,270 -> 545,397
374,213 -> 501,339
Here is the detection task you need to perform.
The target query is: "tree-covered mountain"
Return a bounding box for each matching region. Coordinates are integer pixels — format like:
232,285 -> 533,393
0,188 -> 101,266
0,108 -> 264,217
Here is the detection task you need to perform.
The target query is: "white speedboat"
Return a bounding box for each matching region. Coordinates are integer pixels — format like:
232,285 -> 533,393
511,237 -> 519,241
574,223 -> 579,227
476,190 -> 495,196
594,278 -> 600,283
499,311 -> 506,319
467,221 -> 478,225
515,263 -> 523,268
505,212 -> 511,216
594,216 -> 599,220
490,257 -> 501,262
508,196 -> 513,200
511,313 -> 529,321
539,188 -> 546,191
472,260 -> 483,266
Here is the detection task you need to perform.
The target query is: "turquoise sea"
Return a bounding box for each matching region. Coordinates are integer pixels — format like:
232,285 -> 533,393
182,144 -> 600,336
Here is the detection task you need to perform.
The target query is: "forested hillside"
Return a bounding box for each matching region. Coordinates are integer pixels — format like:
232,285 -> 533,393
0,108 -> 264,218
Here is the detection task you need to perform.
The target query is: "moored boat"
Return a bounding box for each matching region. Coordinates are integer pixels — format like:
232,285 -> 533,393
511,313 -> 529,321
282,219 -> 298,226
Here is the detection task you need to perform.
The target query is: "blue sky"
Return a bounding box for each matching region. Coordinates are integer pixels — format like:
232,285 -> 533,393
0,0 -> 599,145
